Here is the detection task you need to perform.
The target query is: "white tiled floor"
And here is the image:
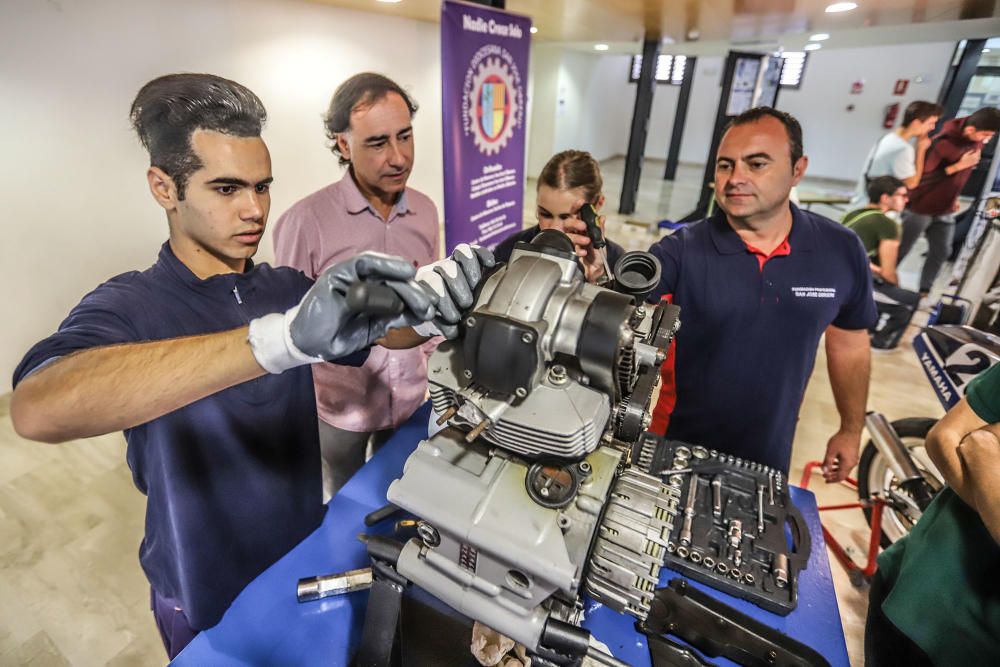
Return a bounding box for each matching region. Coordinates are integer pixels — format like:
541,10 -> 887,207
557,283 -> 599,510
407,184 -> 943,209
1,156 -> 944,666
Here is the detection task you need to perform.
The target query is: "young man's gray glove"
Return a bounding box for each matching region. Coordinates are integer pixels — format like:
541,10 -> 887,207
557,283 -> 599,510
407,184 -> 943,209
247,252 -> 436,374
413,243 -> 496,339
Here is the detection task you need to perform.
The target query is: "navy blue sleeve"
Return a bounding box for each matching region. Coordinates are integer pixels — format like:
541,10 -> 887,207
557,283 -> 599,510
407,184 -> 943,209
492,229 -> 523,264
13,278 -> 142,387
832,234 -> 879,330
646,235 -> 681,303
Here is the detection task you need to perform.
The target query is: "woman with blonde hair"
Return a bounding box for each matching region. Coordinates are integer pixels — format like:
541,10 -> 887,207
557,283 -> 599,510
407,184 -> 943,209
494,150 -> 624,283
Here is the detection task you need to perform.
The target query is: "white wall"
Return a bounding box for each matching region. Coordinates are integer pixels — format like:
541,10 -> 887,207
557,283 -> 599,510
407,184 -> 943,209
648,45 -> 954,179
778,42 -> 954,181
527,50 -> 633,176
0,0 -> 442,386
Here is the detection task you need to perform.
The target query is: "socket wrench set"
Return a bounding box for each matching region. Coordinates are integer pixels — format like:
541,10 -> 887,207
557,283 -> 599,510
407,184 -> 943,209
630,433 -> 811,615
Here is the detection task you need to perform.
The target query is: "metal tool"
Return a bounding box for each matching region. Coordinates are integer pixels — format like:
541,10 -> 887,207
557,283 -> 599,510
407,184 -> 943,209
756,483 -> 765,535
297,567 -> 373,602
364,503 -> 401,527
711,477 -> 722,518
774,553 -> 789,588
727,519 -> 742,550
768,472 -> 775,506
679,473 -> 700,546
579,203 -> 613,281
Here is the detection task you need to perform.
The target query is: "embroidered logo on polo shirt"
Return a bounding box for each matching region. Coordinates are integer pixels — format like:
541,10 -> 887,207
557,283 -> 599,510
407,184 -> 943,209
791,287 -> 837,299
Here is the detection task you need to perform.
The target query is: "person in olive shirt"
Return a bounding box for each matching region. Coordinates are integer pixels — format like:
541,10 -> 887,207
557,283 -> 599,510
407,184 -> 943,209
843,175 -> 918,348
864,361 -> 1000,666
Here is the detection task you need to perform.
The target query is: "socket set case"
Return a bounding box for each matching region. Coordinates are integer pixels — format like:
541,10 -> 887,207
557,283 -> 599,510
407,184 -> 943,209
630,433 -> 811,615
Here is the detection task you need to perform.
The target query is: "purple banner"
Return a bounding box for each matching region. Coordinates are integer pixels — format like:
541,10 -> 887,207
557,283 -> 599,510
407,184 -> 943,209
441,0 -> 531,252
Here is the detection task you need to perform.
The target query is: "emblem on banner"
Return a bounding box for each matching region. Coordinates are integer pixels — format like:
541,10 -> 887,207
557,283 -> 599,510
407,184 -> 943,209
465,56 -> 521,155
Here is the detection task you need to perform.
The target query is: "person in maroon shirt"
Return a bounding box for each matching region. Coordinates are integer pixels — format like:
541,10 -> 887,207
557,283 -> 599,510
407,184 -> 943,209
898,107 -> 1000,296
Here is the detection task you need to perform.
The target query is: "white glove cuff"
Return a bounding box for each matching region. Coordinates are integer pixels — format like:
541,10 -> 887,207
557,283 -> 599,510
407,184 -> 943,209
247,305 -> 323,374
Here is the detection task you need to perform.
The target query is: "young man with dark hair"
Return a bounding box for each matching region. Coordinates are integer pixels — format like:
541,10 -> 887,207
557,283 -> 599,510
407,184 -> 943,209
850,100 -> 943,206
9,72 -> 488,659
640,107 -> 876,480
272,72 -> 441,500
843,176 -> 918,348
898,107 -> 1000,298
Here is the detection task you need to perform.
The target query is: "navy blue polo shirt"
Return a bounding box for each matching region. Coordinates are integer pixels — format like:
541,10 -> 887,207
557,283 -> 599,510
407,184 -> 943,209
13,242 -> 365,630
648,204 -> 876,471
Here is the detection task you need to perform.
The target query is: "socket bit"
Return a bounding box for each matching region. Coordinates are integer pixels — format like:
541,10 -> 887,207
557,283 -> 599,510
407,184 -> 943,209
297,567 -> 373,602
756,483 -> 765,535
711,477 -> 722,518
774,553 -> 789,588
679,473 -> 700,546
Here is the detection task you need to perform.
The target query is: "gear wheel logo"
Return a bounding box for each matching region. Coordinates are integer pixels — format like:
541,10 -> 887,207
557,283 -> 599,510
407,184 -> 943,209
467,57 -> 519,155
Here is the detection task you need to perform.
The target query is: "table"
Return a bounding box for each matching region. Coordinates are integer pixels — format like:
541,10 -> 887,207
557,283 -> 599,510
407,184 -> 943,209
173,403 -> 849,666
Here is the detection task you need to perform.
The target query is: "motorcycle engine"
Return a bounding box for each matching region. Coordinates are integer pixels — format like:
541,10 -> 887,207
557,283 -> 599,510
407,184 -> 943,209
387,230 -> 681,654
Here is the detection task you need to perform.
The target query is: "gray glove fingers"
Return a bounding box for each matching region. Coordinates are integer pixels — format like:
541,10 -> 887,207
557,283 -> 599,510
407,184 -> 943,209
418,276 -> 462,323
471,245 -> 496,269
320,252 -> 416,291
289,287 -> 349,358
353,252 -> 418,282
436,320 -> 459,339
384,279 -> 437,322
451,244 -> 484,287
434,264 -> 474,310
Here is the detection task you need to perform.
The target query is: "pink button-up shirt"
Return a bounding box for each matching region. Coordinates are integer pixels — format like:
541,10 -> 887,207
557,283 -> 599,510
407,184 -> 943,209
272,171 -> 440,432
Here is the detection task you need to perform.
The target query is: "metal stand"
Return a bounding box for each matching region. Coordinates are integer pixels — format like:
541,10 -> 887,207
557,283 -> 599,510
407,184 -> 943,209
798,462 -> 887,586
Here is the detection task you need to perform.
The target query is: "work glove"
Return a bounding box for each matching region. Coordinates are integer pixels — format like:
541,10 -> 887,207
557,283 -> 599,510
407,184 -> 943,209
248,252 -> 437,374
413,243 -> 495,339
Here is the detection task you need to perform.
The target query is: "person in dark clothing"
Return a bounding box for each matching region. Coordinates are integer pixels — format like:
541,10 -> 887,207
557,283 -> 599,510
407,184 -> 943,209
9,73 -> 489,659
898,107 -> 1000,296
843,176 -> 920,348
648,108 -> 876,479
494,150 -> 625,283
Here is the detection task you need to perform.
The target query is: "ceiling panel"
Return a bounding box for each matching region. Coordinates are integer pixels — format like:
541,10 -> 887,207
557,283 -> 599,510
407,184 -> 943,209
304,0 -> 1000,51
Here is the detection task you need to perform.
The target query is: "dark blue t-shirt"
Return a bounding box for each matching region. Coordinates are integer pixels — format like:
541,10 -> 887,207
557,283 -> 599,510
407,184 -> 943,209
13,243 -> 362,630
648,205 -> 877,471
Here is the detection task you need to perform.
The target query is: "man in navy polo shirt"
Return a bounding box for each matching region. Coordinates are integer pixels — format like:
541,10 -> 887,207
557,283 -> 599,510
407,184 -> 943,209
9,73 -> 489,658
648,107 -> 876,481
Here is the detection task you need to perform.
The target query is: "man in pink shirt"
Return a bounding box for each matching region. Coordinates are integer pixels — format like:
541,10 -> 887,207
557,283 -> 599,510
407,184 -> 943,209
273,73 -> 439,500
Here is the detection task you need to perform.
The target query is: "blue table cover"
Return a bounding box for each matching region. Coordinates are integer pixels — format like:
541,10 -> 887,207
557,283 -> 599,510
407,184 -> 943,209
173,402 -> 849,666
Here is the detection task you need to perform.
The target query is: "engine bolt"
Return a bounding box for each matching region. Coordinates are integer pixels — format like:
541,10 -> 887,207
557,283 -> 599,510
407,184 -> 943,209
463,369 -> 473,379
515,387 -> 527,398
465,316 -> 476,328
521,332 -> 534,344
417,521 -> 440,547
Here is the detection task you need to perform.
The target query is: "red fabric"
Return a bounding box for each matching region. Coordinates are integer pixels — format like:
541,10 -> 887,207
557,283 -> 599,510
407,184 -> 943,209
650,294 -> 676,435
744,236 -> 791,271
909,117 -> 984,216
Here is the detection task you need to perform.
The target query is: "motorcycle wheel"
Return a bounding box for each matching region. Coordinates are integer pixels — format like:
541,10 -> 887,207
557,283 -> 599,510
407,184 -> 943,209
857,417 -> 944,548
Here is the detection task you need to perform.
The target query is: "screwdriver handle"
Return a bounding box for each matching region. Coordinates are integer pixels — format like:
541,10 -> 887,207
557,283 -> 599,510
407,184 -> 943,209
579,203 -> 607,250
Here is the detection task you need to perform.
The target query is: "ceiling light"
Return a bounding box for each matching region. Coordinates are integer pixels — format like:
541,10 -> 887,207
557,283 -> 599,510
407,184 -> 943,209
984,48 -> 992,52
825,2 -> 857,12
530,26 -> 538,34
804,43 -> 822,51
594,44 -> 609,51
375,0 -> 402,3
809,33 -> 830,41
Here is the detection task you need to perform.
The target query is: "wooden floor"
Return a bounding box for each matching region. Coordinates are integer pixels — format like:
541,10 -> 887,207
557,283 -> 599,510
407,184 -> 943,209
1,160 -> 946,666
